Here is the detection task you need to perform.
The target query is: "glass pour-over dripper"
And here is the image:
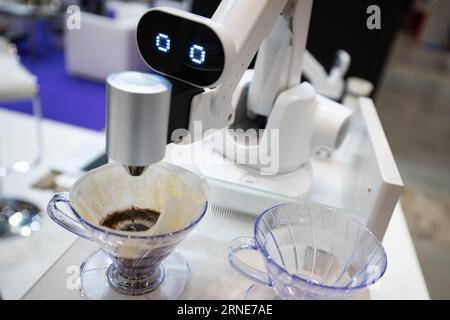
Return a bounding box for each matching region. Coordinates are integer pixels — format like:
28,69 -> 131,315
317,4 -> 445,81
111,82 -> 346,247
47,162 -> 208,299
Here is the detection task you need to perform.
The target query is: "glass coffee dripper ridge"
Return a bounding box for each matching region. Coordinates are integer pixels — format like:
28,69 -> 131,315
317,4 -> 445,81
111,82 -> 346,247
47,162 -> 208,299
229,202 -> 388,300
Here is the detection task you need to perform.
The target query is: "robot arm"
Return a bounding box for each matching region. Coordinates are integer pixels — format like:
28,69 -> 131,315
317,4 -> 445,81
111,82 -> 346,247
107,0 -> 292,174
303,49 -> 351,100
137,0 -> 290,135
106,0 -> 351,176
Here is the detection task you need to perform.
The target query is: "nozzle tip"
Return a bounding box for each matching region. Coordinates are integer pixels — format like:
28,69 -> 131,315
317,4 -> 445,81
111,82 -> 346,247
124,165 -> 148,176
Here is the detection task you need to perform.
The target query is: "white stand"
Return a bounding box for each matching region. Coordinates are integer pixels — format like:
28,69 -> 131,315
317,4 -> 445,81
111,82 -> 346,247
166,96 -> 403,241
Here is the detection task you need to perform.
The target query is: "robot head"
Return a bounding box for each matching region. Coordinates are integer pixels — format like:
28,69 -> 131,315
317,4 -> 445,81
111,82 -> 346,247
137,7 -> 236,88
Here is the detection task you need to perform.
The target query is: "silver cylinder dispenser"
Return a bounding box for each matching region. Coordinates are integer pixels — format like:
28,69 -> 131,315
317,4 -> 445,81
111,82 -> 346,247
106,72 -> 172,176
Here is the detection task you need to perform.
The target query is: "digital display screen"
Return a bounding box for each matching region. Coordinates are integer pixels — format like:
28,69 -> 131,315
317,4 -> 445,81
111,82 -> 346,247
137,10 -> 225,87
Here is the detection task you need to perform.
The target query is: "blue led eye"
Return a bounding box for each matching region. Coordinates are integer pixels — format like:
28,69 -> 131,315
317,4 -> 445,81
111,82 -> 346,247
155,33 -> 170,53
189,44 -> 206,65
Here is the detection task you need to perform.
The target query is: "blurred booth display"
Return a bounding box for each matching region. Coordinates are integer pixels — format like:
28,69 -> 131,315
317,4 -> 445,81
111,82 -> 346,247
420,0 -> 450,50
64,1 -> 149,81
0,0 -> 61,55
151,0 -> 192,12
65,0 -> 192,82
0,36 -> 43,238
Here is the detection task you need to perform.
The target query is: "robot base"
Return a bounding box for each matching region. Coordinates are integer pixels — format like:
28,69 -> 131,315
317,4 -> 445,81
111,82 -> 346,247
165,98 -> 402,241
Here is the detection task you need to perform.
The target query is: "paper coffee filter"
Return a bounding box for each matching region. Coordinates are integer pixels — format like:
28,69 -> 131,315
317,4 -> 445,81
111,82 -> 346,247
70,162 -> 207,237
149,199 -> 204,236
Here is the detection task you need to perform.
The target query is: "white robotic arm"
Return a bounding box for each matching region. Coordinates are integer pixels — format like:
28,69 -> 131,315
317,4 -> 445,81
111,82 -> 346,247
211,0 -> 353,174
106,0 -> 293,174
303,49 -> 351,100
136,0 -> 292,137
106,0 -> 352,176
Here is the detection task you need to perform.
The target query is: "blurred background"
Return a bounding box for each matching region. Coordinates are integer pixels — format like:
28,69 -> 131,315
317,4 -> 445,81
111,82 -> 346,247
0,0 -> 449,299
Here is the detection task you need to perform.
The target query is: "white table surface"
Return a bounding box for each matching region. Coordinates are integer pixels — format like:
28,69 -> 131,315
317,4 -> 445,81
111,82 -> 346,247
0,108 -> 430,300
0,109 -> 104,299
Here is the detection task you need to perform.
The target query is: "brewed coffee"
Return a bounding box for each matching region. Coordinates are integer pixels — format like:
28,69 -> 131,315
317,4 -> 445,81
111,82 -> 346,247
100,208 -> 160,232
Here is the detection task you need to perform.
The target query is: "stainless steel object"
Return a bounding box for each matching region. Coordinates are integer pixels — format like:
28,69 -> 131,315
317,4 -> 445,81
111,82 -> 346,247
106,72 -> 172,176
0,199 -> 41,238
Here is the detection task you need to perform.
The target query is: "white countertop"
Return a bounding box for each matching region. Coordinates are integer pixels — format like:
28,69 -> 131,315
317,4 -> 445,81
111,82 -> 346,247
0,108 -> 430,299
0,109 -> 104,299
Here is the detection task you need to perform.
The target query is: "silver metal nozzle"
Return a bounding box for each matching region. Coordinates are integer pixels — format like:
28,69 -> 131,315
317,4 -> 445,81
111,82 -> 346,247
106,72 -> 172,172
124,165 -> 149,177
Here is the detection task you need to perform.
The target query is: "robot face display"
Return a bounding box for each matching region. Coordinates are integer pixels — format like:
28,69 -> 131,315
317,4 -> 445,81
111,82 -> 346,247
137,9 -> 228,88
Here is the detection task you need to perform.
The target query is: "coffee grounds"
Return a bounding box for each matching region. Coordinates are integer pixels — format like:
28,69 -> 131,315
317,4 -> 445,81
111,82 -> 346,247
100,207 -> 160,232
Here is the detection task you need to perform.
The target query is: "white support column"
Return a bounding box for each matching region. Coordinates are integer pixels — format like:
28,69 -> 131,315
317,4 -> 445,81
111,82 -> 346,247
287,0 -> 313,88
210,0 -> 288,114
